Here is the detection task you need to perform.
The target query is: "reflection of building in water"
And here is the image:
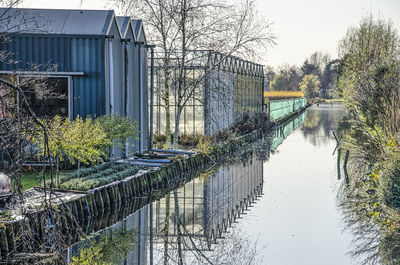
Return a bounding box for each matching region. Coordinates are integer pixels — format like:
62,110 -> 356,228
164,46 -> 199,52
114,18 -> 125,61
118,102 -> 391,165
67,205 -> 149,265
124,206 -> 149,265
66,155 -> 264,264
204,158 -> 263,247
150,155 -> 263,262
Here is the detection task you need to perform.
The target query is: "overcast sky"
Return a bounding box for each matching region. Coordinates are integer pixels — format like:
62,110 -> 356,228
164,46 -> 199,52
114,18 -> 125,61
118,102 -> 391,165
20,0 -> 400,68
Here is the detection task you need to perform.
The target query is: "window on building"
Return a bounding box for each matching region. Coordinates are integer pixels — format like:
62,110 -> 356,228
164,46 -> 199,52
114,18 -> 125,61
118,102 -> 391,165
21,76 -> 69,118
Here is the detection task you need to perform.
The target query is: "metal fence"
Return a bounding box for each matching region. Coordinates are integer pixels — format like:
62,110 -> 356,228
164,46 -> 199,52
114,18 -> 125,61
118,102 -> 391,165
150,50 -> 264,136
267,98 -> 306,121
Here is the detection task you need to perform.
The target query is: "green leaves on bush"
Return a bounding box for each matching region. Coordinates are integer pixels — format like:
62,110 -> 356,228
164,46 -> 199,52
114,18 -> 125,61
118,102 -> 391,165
31,115 -> 110,165
96,114 -> 139,147
30,114 -> 139,168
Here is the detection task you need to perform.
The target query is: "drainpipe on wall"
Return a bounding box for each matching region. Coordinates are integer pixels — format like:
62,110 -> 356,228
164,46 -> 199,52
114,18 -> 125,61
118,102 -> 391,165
123,40 -> 130,117
106,36 -> 115,158
137,41 -> 145,153
107,37 -> 115,115
123,39 -> 131,158
148,45 -> 155,151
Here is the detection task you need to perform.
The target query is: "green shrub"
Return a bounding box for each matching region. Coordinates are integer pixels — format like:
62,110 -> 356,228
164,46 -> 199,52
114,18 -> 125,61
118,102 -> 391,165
61,162 -> 113,183
381,138 -> 400,210
60,164 -> 141,191
251,112 -> 272,133
96,114 -> 139,147
74,179 -> 100,191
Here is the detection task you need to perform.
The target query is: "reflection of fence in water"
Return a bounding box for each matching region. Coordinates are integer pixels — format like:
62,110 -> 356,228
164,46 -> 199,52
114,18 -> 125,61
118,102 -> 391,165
66,170 -> 205,263
65,153 -> 265,263
203,157 -> 263,248
270,111 -> 306,151
151,155 -> 263,255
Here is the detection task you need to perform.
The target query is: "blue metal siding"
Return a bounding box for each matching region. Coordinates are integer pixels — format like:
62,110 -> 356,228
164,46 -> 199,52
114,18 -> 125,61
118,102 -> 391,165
0,34 -> 106,118
126,41 -> 138,153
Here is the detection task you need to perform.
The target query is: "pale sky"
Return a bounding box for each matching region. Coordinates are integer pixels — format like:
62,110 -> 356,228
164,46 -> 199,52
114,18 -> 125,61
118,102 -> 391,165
19,0 -> 400,68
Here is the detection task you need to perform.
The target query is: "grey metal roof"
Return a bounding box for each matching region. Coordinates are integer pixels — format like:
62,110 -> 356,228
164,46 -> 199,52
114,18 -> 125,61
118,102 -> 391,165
132,19 -> 146,43
0,8 -> 115,35
116,16 -> 130,38
131,19 -> 142,39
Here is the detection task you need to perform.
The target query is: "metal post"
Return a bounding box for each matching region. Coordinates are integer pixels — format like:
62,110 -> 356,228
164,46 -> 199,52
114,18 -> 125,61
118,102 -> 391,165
138,42 -> 144,153
261,67 -> 264,113
344,150 -> 350,185
108,38 -> 114,115
149,45 -> 155,151
124,40 -> 129,158
337,148 -> 341,180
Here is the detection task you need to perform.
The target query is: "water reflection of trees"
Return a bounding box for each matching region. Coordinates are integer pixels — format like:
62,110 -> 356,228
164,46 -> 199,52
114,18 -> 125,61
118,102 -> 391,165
338,185 -> 381,265
301,104 -> 345,147
66,137 -> 273,264
150,153 -> 265,265
339,181 -> 400,265
148,112 -> 313,264
68,114 -> 319,264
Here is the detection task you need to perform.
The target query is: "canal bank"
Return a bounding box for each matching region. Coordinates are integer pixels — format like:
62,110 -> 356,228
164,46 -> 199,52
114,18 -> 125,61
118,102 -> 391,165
67,104 -> 352,265
0,100 -> 308,262
67,107 -> 308,264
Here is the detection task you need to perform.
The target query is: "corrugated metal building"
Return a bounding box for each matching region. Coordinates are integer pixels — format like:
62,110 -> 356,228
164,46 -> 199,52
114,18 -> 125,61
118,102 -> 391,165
0,8 -> 149,153
120,18 -> 148,153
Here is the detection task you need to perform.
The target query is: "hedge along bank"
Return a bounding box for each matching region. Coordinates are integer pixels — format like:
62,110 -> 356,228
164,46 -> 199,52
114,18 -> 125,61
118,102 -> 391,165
0,104 -> 308,261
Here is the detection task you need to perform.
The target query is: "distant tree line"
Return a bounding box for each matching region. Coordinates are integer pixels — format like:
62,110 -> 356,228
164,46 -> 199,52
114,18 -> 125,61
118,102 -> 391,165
265,51 -> 340,99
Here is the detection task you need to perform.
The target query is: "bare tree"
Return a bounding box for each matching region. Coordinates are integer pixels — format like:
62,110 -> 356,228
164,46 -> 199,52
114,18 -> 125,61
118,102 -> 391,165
113,0 -> 275,149
0,4 -> 92,263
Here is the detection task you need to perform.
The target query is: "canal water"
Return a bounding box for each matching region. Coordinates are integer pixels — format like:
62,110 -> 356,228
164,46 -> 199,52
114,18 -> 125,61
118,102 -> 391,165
69,104 -> 354,265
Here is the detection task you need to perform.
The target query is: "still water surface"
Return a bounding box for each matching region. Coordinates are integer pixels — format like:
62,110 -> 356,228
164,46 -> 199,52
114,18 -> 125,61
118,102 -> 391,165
70,104 -> 355,265
241,104 -> 352,265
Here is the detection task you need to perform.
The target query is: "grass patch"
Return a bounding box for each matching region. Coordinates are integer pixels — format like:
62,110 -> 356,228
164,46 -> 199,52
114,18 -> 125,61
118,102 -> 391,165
20,172 -> 58,190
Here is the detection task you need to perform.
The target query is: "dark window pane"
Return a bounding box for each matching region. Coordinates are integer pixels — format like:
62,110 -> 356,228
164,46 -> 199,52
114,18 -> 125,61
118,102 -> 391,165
22,77 -> 69,118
